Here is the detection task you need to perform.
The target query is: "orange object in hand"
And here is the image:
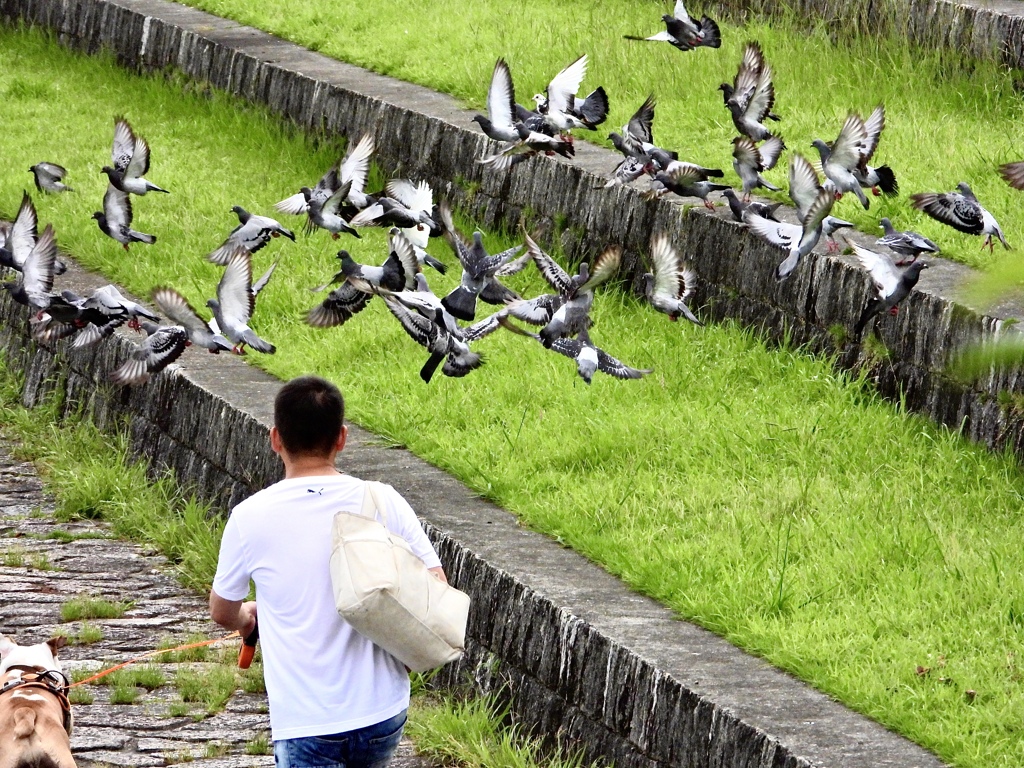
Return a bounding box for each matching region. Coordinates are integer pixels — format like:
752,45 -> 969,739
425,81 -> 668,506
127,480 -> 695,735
238,622 -> 259,669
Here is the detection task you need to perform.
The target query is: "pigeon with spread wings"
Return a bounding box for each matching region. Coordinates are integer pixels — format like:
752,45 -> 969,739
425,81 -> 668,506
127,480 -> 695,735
911,183 -> 1009,252
625,0 -> 721,51
101,117 -> 169,196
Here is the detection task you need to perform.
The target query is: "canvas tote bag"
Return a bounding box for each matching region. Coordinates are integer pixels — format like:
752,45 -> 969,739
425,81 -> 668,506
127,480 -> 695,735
329,481 -> 470,673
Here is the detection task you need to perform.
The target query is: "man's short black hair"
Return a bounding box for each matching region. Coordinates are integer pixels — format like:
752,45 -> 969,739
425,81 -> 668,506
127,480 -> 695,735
274,376 -> 345,457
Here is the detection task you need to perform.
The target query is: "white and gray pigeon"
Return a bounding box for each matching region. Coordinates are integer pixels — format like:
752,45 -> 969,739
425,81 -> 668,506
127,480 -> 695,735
999,161 -> 1024,190
721,188 -> 782,223
625,0 -> 721,51
811,113 -> 870,209
276,134 -> 377,217
206,248 -> 276,354
645,162 -> 728,208
876,218 -> 939,265
29,163 -> 72,194
821,216 -> 854,254
0,224 -> 59,312
109,321 -> 189,386
349,180 -> 437,232
101,117 -> 169,196
852,105 -> 898,197
643,234 -> 702,325
0,192 -> 67,274
477,122 -> 575,170
66,283 -> 160,348
152,287 -> 232,353
850,240 -> 929,335
472,59 -> 522,143
548,329 -> 653,385
306,180 -> 359,240
92,184 -> 156,250
732,135 -> 784,200
207,206 -> 295,265
911,182 -> 1010,252
532,54 -> 608,132
720,42 -> 781,142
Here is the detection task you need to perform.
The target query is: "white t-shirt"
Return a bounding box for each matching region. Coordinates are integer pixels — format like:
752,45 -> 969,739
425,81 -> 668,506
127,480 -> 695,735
212,474 -> 442,740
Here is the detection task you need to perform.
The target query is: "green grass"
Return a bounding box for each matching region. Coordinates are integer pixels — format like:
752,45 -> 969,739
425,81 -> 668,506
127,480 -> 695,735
109,685 -> 143,705
174,666 -> 237,713
183,0 -> 1024,270
2,26 -> 1024,767
60,597 -> 130,621
73,623 -> 105,645
245,733 -> 272,756
100,666 -> 167,690
68,687 -> 94,705
1,547 -> 25,567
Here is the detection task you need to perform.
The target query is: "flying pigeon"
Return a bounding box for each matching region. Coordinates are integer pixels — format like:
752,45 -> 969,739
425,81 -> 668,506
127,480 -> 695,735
721,188 -> 782,223
472,59 -> 522,143
732,135 -> 784,200
851,105 -> 897,197
438,203 -> 523,321
532,55 -> 608,132
910,182 -> 1010,251
625,0 -> 721,51
999,161 -> 1024,190
305,180 -> 359,239
0,192 -> 67,275
29,163 -> 72,194
398,217 -> 447,274
477,122 -> 575,170
608,94 -> 658,159
92,184 -> 156,250
525,232 -> 621,346
812,113 -> 870,209
849,240 -> 929,335
0,224 -> 59,312
548,329 -> 653,385
643,234 -> 702,325
109,321 -> 189,386
349,180 -> 437,231
101,117 -> 169,195
645,162 -> 728,208
50,284 -> 158,348
720,42 -> 781,142
876,218 -> 939,265
207,206 -> 295,265
152,287 -> 232,353
206,248 -> 276,354
276,134 -> 377,218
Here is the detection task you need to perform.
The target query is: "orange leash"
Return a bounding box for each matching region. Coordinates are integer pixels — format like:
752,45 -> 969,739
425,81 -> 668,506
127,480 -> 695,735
69,631 -> 240,688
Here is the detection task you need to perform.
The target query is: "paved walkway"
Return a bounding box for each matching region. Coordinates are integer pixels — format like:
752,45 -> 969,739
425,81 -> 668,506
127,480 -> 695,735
0,446 -> 425,768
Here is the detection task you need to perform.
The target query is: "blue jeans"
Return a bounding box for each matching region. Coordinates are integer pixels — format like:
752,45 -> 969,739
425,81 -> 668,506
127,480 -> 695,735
274,710 -> 407,768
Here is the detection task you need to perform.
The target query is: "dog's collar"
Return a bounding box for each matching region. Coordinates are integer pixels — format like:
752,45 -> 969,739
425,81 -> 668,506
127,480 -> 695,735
0,669 -> 73,735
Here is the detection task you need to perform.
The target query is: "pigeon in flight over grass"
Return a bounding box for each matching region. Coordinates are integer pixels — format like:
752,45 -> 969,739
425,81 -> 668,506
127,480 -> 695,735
0,192 -> 67,275
109,321 -> 189,386
547,329 -> 653,385
608,93 -> 658,158
911,183 -> 1010,252
350,179 -> 437,231
206,248 -> 276,354
152,287 -> 232,353
720,42 -> 781,142
876,218 -> 939,265
532,54 -> 608,132
645,162 -> 728,208
643,234 -> 702,325
93,185 -> 156,250
732,135 -> 784,200
999,161 -> 1024,190
1,224 -> 58,312
29,163 -> 72,194
625,0 -> 721,51
102,117 -> 169,195
812,113 -> 870,209
849,240 -> 929,335
472,59 -> 521,143
852,105 -> 897,197
207,206 -> 295,265
276,134 -> 377,222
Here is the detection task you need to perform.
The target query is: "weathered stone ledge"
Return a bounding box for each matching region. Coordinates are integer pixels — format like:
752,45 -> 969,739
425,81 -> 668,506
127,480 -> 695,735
3,0 -> 1023,466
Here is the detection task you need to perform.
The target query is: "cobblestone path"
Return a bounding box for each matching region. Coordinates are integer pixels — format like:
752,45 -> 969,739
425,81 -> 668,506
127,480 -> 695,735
0,447 -> 428,768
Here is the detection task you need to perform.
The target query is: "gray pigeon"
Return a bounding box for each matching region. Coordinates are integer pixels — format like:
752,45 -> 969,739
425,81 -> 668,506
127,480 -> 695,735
109,322 -> 189,386
306,180 -> 359,239
276,134 -> 377,219
732,135 -> 784,200
624,0 -> 721,51
721,188 -> 782,223
152,287 -> 232,353
548,329 -> 653,384
208,206 -> 295,265
1,224 -> 58,312
29,163 -> 72,194
720,42 -> 780,142
206,248 -> 275,354
643,234 -> 702,325
472,59 -> 521,143
64,284 -> 160,348
876,218 -> 939,265
92,184 -> 156,250
852,105 -> 898,197
911,183 -> 1010,252
811,113 -> 870,209
850,241 -> 929,335
101,117 -> 169,195
645,162 -> 728,208
0,192 -> 67,275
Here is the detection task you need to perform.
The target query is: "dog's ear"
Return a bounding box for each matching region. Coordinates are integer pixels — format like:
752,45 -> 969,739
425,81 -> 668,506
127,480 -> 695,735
46,636 -> 68,656
0,635 -> 13,656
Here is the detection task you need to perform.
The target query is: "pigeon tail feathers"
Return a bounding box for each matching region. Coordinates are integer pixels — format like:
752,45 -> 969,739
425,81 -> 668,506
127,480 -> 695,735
441,286 -> 478,322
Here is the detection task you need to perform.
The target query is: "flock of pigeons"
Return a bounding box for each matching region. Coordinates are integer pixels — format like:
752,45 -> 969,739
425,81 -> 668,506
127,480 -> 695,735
3,1 -> 1024,386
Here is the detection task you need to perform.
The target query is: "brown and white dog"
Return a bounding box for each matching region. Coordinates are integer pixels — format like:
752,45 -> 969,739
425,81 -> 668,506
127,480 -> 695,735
0,634 -> 76,768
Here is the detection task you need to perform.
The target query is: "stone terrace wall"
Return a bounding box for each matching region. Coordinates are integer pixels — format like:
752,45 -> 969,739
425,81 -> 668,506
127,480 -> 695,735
3,0 -> 1024,465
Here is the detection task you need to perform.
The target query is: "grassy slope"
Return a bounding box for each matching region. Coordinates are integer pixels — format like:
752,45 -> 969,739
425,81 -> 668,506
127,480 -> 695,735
2,27 -> 1024,767
185,0 -> 1024,270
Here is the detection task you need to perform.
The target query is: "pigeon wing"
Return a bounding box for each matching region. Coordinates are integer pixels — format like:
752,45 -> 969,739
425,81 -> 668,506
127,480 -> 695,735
217,249 -> 256,326
252,259 -> 279,297
579,245 -> 622,292
673,0 -> 692,22
125,134 -> 152,180
386,179 -> 432,214
545,54 -> 587,116
104,184 -> 133,231
387,229 -> 420,289
999,161 -> 1024,190
649,234 -> 685,300
910,192 -> 984,235
743,65 -> 776,124
596,347 -> 653,380
829,113 -> 867,171
36,162 -> 68,180
487,59 -> 517,131
9,192 -> 39,268
275,192 -> 309,215
152,287 -> 215,337
340,134 -> 375,196
860,104 -> 885,166
743,211 -> 798,248
506,294 -> 563,325
788,154 -> 822,220
22,224 -> 57,298
111,117 -> 136,173
524,232 -> 573,294
626,94 -> 656,144
383,296 -> 444,352
850,242 -> 901,298
732,136 -> 761,172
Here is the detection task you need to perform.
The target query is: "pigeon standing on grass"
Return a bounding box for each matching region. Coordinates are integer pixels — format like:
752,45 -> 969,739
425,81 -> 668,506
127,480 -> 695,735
849,240 -> 929,335
876,218 -> 939,265
109,322 -> 189,386
92,185 -> 156,250
207,206 -> 295,265
206,248 -> 276,354
732,135 -> 784,200
101,117 -> 169,195
643,234 -> 702,325
29,163 -> 73,194
152,287 -> 233,353
625,0 -> 721,51
910,183 -> 1010,252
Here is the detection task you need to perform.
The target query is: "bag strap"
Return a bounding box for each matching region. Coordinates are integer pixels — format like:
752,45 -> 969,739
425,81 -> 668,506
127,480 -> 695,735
361,481 -> 389,528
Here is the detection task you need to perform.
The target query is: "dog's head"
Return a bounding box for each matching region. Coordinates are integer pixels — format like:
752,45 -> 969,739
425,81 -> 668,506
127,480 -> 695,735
0,634 -> 66,677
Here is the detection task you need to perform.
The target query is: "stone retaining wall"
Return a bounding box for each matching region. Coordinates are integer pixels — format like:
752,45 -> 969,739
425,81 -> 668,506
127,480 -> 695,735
4,0 -> 1023,467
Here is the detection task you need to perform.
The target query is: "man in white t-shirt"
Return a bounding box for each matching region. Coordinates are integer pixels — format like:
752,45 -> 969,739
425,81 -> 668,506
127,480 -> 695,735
210,375 -> 445,768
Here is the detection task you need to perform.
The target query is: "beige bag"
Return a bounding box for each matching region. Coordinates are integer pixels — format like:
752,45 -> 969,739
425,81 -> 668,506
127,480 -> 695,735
329,481 -> 470,673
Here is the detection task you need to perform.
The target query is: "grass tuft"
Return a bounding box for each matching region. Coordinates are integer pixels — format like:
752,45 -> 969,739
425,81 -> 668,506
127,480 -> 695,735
60,598 -> 131,622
